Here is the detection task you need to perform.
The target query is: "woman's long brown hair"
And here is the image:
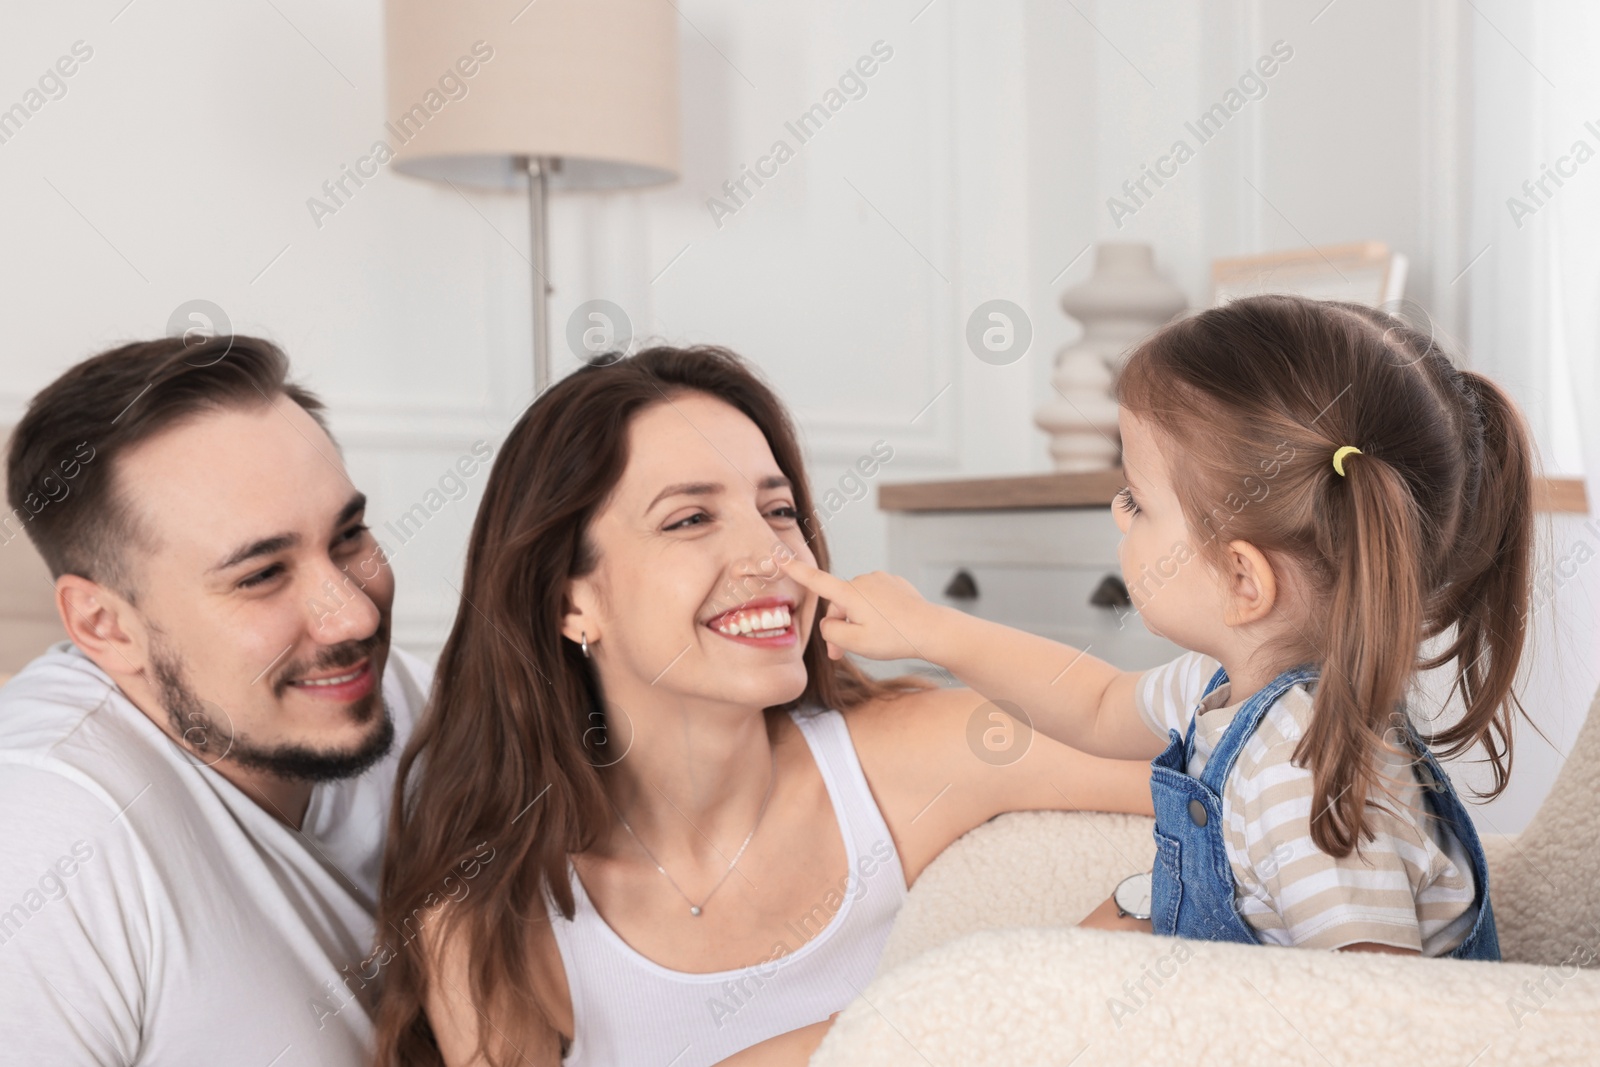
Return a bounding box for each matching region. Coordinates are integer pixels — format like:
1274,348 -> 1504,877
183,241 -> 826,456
372,345 -> 930,1065
1116,295 -> 1535,858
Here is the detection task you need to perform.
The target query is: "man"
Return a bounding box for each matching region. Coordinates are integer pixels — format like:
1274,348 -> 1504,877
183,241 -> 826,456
0,335 -> 432,1064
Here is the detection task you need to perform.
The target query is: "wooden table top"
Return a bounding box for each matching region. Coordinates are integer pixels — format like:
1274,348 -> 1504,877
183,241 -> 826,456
878,468 -> 1591,514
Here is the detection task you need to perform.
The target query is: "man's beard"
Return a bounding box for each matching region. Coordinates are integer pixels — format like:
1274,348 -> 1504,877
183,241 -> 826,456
150,638 -> 395,783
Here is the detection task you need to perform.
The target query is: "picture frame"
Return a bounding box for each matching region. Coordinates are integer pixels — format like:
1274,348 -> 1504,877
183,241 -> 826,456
1211,240 -> 1407,307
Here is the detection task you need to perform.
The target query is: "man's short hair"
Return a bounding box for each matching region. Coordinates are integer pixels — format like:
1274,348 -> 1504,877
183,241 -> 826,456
5,335 -> 328,599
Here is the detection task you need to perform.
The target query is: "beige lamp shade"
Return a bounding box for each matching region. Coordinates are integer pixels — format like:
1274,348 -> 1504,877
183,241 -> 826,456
383,0 -> 680,191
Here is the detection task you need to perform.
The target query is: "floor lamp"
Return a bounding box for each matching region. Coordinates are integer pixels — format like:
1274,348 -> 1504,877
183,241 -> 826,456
384,0 -> 680,394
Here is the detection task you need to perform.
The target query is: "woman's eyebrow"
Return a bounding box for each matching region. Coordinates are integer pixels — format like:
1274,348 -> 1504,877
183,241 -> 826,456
647,481 -> 720,512
645,475 -> 791,513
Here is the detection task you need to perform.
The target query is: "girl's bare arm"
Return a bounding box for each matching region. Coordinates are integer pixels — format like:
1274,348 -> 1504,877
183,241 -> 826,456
780,558 -> 1166,760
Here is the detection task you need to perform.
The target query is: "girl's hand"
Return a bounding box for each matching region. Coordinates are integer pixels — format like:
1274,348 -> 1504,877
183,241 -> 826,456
779,557 -> 946,663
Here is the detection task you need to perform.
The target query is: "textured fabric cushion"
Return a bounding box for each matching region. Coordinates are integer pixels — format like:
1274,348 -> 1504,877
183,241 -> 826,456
818,926 -> 1599,1065
816,684 -> 1600,1065
875,810 -> 1155,977
1480,682 -> 1600,967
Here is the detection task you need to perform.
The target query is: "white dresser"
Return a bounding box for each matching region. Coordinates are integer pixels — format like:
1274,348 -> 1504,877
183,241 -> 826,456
866,469 -> 1592,698
864,469 -> 1185,684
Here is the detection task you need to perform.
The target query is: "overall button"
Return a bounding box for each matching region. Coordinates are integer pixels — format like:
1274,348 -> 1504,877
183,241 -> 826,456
1188,799 -> 1208,827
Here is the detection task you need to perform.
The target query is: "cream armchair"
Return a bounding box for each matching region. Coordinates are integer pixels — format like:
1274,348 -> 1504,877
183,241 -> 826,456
813,685 -> 1600,1066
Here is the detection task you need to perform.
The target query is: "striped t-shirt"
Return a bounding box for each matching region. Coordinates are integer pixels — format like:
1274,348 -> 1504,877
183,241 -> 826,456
1136,651 -> 1479,955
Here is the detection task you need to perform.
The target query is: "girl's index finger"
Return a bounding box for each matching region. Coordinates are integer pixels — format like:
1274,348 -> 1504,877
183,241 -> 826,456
778,555 -> 854,603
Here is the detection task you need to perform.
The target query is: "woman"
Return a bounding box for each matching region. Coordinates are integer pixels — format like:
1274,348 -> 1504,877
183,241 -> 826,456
373,345 -> 1155,1066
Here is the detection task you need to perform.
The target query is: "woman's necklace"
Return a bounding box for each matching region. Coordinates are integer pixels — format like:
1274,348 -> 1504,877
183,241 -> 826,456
608,746 -> 778,917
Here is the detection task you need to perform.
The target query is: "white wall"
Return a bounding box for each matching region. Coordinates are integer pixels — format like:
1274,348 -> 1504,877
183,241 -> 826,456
1,0 -> 1593,830
0,0 -> 529,661
0,0 -> 1037,660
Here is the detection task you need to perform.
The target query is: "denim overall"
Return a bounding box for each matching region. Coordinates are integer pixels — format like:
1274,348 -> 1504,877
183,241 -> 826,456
1147,663 -> 1499,959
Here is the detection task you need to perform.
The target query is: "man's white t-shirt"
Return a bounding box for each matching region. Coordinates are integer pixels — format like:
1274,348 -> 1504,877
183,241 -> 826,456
0,641 -> 432,1065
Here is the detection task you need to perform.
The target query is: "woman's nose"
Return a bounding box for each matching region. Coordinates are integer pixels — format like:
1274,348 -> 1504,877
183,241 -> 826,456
728,508 -> 789,580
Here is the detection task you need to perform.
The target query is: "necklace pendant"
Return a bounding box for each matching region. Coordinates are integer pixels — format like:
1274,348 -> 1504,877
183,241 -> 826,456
610,746 -> 776,925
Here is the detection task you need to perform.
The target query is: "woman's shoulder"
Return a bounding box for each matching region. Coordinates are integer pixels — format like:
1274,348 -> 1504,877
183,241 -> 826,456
822,682 -> 985,794
829,680 -> 973,740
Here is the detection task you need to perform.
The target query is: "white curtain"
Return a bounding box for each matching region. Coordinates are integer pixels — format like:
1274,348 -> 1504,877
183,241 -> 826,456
1538,5 -> 1600,510
1450,0 -> 1599,830
1463,0 -> 1597,498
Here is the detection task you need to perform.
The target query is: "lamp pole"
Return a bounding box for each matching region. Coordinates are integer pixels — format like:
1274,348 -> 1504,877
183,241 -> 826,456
524,155 -> 553,394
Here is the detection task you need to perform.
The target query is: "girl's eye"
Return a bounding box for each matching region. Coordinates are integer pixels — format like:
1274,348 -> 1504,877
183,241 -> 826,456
339,523 -> 370,545
1115,486 -> 1141,515
666,512 -> 709,531
768,505 -> 798,522
238,564 -> 283,589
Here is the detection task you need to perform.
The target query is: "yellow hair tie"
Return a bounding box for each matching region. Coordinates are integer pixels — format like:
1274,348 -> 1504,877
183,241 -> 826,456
1332,445 -> 1362,477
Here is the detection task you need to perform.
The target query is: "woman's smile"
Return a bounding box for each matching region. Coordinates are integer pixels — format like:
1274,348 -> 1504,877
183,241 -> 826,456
704,595 -> 799,648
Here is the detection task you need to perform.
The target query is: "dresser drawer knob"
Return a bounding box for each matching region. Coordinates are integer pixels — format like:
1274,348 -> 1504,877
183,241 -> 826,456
1089,574 -> 1132,608
943,569 -> 979,600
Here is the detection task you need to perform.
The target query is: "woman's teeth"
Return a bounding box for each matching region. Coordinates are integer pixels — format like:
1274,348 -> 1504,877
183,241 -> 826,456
714,604 -> 792,638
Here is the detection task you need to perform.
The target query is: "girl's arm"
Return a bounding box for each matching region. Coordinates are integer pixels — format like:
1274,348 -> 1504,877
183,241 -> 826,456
845,683 -> 1156,882
781,558 -> 1166,760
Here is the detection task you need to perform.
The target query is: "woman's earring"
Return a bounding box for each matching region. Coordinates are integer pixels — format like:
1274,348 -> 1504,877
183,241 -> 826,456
581,631 -> 590,659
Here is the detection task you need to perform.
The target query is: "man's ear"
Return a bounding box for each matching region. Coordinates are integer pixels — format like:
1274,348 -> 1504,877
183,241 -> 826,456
56,575 -> 149,680
1220,540 -> 1278,627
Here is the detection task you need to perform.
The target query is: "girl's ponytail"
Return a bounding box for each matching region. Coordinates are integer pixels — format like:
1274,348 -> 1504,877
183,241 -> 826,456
1302,450 -> 1426,857
1416,370 -> 1535,795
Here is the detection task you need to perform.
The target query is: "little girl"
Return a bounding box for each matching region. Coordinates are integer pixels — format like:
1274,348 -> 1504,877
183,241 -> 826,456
782,293 -> 1535,957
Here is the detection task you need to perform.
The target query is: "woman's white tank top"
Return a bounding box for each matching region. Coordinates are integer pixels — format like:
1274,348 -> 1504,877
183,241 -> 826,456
547,706 -> 909,1066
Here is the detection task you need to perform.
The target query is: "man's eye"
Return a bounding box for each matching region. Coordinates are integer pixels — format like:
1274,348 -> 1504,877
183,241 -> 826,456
339,523 -> 369,544
238,564 -> 282,589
